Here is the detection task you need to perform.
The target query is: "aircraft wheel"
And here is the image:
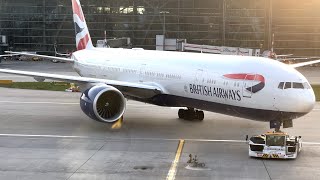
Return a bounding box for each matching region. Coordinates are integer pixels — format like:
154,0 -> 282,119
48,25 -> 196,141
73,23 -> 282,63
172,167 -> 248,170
179,108 -> 204,121
185,109 -> 194,120
178,109 -> 185,119
197,111 -> 204,121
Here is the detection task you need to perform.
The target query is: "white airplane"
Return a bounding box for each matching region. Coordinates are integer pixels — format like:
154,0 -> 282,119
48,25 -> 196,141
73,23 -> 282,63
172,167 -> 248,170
1,0 -> 320,130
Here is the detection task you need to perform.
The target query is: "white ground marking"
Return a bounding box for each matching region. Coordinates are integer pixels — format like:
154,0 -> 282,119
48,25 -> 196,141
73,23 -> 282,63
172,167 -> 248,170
0,75 -> 27,77
0,100 -> 78,105
0,134 -> 319,145
0,133 -> 87,138
170,107 -> 185,109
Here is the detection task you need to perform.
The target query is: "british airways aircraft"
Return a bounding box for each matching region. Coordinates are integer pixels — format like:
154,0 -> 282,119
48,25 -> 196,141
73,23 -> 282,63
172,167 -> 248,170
1,0 -> 319,131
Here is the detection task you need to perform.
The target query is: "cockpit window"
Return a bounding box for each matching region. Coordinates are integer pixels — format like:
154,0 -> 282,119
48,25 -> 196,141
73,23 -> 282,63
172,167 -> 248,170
292,82 -> 304,89
278,82 -> 284,89
284,82 -> 292,89
279,82 -> 310,89
303,82 -> 311,89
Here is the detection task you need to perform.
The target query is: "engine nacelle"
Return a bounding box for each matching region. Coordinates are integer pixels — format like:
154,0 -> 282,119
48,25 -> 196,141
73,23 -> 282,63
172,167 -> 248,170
80,84 -> 126,123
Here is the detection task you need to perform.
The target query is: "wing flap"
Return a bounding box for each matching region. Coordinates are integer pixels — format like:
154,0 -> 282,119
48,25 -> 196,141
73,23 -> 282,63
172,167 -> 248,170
0,54 -> 20,57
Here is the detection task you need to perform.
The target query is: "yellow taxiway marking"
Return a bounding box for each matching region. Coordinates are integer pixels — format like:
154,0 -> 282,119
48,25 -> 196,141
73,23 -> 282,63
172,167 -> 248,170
111,116 -> 123,129
166,139 -> 185,180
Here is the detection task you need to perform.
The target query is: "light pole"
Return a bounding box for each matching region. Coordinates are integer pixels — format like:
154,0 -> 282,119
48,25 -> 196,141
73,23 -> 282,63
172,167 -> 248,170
268,0 -> 273,50
160,11 -> 169,50
160,11 -> 169,37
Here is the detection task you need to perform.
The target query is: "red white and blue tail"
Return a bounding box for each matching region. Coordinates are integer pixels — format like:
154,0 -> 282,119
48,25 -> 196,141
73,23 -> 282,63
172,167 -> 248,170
71,0 -> 94,50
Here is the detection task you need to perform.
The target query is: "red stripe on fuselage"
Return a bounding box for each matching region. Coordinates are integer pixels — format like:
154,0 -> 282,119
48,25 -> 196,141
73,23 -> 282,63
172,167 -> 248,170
77,34 -> 90,50
224,73 -> 265,83
72,0 -> 84,22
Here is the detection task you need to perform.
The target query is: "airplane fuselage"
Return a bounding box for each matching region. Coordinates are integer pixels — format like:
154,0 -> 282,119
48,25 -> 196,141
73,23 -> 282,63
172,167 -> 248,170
72,48 -> 315,122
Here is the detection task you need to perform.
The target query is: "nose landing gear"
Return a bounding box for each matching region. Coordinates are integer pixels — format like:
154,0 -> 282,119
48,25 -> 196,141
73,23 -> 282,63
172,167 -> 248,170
178,108 -> 204,121
270,119 -> 293,132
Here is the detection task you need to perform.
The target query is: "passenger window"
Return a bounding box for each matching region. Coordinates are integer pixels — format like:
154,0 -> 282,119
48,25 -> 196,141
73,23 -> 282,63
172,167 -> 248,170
278,82 -> 284,89
292,82 -> 304,89
284,82 -> 292,89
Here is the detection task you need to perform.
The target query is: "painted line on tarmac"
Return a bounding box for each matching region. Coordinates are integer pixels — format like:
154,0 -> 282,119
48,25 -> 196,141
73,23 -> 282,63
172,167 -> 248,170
166,139 -> 185,180
0,134 -> 320,145
185,138 -> 246,143
0,75 -> 26,77
0,100 -> 78,105
170,107 -> 185,109
0,133 -> 88,138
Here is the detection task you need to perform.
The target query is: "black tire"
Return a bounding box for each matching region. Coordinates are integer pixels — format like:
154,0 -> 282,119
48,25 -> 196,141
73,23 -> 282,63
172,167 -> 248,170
197,111 -> 204,121
178,109 -> 184,119
184,109 -> 193,120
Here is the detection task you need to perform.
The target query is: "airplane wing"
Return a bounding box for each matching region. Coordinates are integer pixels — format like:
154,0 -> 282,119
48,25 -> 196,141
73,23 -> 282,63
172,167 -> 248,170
0,69 -> 164,99
277,57 -> 320,61
5,51 -> 73,62
290,59 -> 320,68
0,54 -> 20,57
276,54 -> 293,58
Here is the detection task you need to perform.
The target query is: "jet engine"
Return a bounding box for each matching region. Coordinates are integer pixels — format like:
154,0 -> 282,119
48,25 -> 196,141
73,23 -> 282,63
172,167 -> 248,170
80,84 -> 126,123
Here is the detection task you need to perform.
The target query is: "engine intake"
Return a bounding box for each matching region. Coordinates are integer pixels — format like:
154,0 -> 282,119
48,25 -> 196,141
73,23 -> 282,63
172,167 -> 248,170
80,84 -> 126,123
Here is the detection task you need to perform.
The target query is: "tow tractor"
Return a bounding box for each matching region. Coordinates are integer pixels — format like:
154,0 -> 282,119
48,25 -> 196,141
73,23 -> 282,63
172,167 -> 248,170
248,132 -> 302,159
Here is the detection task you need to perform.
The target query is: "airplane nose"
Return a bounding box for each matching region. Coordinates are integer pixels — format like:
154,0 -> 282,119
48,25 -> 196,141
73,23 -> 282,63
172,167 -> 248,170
301,90 -> 316,113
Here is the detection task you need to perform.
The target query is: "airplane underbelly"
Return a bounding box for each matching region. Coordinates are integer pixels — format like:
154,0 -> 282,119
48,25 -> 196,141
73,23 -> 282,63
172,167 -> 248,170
145,94 -> 302,121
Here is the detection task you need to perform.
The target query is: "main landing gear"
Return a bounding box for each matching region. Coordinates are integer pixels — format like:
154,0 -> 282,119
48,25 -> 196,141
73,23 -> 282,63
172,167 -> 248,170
178,108 -> 204,121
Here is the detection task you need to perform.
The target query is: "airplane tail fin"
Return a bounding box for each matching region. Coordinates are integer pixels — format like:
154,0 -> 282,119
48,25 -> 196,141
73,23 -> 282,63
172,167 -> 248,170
71,0 -> 94,50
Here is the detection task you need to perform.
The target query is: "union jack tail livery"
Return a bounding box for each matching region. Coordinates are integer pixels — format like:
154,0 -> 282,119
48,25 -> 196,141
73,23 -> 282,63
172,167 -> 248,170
71,0 -> 94,50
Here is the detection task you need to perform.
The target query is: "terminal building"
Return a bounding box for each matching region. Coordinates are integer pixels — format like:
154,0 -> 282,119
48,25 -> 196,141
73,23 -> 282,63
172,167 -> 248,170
0,0 -> 320,56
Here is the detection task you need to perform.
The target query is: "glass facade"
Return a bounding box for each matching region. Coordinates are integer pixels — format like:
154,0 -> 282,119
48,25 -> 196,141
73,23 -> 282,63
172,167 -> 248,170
0,0 -> 319,56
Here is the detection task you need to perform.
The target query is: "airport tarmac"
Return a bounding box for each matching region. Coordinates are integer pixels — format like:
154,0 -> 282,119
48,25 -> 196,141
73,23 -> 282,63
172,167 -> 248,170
0,60 -> 320,180
0,88 -> 320,180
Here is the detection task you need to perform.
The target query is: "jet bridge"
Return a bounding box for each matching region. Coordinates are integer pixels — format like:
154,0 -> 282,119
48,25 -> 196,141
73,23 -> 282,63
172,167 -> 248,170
0,35 -> 9,60
181,43 -> 260,57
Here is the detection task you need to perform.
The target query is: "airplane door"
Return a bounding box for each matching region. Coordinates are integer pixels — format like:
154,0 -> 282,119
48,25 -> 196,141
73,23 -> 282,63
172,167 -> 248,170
194,69 -> 204,85
242,74 -> 256,98
139,64 -> 146,82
